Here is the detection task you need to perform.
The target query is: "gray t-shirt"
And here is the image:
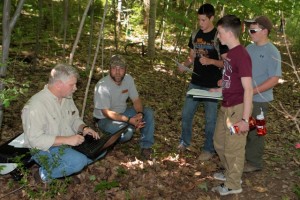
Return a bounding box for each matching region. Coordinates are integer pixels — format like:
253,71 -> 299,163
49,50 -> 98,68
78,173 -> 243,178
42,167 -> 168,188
93,74 -> 139,119
246,42 -> 282,102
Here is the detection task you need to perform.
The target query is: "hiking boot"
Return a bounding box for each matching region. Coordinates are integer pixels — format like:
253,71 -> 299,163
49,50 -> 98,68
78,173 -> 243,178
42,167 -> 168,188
213,172 -> 243,183
211,183 -> 242,196
243,163 -> 261,173
198,151 -> 214,161
141,148 -> 153,160
177,144 -> 186,153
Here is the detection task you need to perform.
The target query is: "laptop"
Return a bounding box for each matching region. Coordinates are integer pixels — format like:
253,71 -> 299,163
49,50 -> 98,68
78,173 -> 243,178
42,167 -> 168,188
73,125 -> 128,160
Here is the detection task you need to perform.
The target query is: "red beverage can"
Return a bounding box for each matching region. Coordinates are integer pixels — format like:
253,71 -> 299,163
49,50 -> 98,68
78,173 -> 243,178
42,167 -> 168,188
229,125 -> 239,135
249,116 -> 256,131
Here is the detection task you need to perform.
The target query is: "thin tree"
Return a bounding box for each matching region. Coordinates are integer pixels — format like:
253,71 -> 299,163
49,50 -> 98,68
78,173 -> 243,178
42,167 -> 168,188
69,0 -> 94,65
62,0 -> 69,61
1,0 -> 25,130
81,0 -> 109,119
147,0 -> 157,60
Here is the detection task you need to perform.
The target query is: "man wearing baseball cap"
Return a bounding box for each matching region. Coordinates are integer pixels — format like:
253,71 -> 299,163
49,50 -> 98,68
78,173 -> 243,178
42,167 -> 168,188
93,55 -> 155,160
244,16 -> 282,172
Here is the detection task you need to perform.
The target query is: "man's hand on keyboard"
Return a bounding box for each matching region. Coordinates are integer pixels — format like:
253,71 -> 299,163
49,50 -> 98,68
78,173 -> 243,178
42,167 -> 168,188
67,135 -> 85,146
82,127 -> 100,140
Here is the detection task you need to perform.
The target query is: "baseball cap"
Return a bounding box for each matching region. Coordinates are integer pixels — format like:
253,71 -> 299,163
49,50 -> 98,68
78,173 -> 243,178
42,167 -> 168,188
110,55 -> 126,68
244,16 -> 273,33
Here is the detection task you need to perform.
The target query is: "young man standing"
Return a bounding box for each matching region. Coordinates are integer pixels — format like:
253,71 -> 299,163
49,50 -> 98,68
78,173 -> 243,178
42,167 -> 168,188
93,55 -> 155,160
244,16 -> 282,172
211,15 -> 253,196
178,3 -> 228,161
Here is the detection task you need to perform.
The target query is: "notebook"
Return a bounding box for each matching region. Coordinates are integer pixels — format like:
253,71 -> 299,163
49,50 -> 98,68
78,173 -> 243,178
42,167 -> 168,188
0,133 -> 32,175
187,88 -> 223,100
73,125 -> 128,160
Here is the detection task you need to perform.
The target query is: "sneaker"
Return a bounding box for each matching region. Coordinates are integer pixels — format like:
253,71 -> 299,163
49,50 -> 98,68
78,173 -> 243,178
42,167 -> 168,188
213,172 -> 226,181
211,183 -> 242,196
33,169 -> 46,184
198,151 -> 214,161
243,163 -> 261,173
213,172 -> 243,183
141,148 -> 153,160
177,144 -> 186,152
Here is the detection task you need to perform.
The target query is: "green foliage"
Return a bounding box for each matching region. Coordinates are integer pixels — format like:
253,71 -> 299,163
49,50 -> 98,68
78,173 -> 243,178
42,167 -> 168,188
197,182 -> 208,192
116,166 -> 127,176
0,78 -> 29,108
0,165 -> 5,173
292,184 -> 300,199
89,174 -> 96,181
94,180 -> 119,192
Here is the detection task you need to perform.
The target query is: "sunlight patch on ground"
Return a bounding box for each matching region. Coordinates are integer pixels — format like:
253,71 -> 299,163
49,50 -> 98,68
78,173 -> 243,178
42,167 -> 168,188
153,63 -> 175,76
120,157 -> 155,169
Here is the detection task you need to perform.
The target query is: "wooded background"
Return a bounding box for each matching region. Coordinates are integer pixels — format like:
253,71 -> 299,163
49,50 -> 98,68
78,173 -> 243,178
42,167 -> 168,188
1,0 -> 300,131
0,1 -> 300,199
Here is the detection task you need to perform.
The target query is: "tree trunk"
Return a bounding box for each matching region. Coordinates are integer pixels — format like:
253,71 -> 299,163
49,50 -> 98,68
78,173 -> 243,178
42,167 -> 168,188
69,0 -> 93,65
173,0 -> 195,52
81,0 -> 109,119
62,0 -> 69,61
1,0 -> 25,131
86,0 -> 95,72
143,0 -> 150,31
147,0 -> 157,59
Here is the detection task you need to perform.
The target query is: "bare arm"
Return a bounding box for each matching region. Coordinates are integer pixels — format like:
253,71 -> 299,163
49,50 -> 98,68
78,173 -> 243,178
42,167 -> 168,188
101,109 -> 129,122
178,49 -> 194,73
183,49 -> 195,67
199,53 -> 227,68
132,97 -> 143,115
53,135 -> 84,146
101,103 -> 144,128
253,76 -> 279,95
235,77 -> 253,133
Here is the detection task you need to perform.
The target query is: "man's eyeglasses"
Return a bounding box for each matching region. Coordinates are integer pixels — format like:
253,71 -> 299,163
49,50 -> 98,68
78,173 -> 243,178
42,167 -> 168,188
248,28 -> 262,34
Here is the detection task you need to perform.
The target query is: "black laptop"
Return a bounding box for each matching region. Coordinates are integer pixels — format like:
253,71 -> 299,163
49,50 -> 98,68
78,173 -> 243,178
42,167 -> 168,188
73,125 -> 128,160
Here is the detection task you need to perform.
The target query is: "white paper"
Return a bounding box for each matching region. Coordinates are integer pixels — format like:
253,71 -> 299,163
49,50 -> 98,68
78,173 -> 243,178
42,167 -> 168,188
0,163 -> 18,174
171,59 -> 199,76
8,133 -> 25,148
187,89 -> 223,100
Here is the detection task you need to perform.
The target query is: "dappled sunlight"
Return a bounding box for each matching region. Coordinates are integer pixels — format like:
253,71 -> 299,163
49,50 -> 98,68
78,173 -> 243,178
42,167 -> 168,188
153,63 -> 176,76
120,157 -> 154,169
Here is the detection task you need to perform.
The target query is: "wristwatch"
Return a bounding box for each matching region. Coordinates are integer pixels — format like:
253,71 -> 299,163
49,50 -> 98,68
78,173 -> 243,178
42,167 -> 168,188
242,118 -> 249,123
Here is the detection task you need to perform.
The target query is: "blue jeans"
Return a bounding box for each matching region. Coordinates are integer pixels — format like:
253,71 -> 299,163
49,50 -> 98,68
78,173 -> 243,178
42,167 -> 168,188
97,107 -> 155,149
32,146 -> 106,182
180,83 -> 218,153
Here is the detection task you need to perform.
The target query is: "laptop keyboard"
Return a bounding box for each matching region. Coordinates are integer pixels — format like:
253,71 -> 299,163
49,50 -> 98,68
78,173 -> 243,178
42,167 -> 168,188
75,134 -> 111,154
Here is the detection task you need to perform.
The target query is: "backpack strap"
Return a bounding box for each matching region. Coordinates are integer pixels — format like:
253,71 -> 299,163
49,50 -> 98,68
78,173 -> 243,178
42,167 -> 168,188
191,28 -> 200,48
213,30 -> 221,59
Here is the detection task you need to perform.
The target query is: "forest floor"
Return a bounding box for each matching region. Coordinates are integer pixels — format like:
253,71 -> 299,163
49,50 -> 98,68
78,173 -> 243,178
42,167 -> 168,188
0,34 -> 300,200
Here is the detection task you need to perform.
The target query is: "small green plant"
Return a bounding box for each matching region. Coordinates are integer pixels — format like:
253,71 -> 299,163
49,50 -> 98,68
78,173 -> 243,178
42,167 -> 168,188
0,78 -> 29,107
197,182 -> 208,192
94,180 -> 119,192
116,166 -> 127,176
292,184 -> 300,199
0,165 -> 5,173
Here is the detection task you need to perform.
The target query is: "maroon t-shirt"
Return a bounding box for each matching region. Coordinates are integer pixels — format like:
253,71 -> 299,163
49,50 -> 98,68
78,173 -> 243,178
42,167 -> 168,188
222,45 -> 252,107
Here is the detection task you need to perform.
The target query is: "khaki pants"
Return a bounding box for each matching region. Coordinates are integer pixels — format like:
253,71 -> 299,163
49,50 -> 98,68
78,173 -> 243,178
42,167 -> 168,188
213,103 -> 247,190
